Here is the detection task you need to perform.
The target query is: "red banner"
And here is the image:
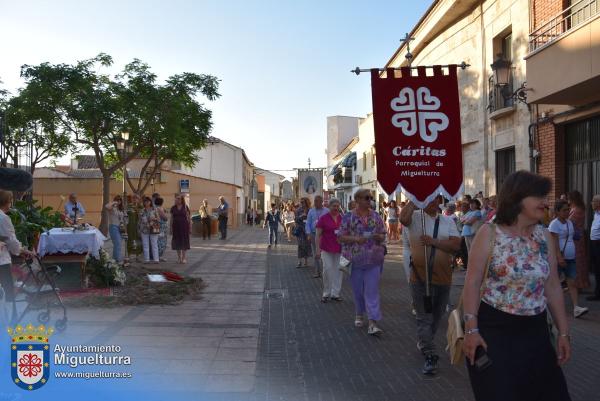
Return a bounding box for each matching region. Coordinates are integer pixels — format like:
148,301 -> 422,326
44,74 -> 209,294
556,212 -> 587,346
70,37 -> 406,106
371,66 -> 463,208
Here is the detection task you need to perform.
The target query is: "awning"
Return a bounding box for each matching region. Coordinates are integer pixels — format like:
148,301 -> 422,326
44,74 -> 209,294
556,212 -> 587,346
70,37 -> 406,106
341,152 -> 357,168
328,162 -> 341,176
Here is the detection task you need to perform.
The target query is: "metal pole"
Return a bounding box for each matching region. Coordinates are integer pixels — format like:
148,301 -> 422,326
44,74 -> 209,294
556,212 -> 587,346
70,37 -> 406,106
350,61 -> 471,75
122,150 -> 130,266
420,210 -> 430,297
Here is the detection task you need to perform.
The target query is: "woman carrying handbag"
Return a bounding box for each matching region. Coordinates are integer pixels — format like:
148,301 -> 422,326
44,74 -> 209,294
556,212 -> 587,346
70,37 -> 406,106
461,171 -> 571,401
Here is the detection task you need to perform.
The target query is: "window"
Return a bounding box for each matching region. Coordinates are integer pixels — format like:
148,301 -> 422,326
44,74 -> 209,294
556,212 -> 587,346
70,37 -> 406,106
489,30 -> 514,113
502,33 -> 512,63
371,146 -> 376,167
495,147 -> 516,193
363,152 -> 367,171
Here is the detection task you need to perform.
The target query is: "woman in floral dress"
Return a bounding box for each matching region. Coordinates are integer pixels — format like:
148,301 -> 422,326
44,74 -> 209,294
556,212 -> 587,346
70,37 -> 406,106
338,189 -> 386,335
462,171 -> 571,401
138,197 -> 160,264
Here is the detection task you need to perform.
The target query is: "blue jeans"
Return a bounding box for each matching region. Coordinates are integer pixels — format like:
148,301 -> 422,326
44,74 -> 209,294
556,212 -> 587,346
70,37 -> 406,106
268,225 -> 278,244
218,216 -> 228,239
109,224 -> 122,262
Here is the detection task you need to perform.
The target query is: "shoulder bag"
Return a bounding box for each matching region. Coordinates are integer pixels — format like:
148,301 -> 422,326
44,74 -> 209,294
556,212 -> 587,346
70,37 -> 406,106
446,223 -> 496,365
561,221 -> 570,255
339,213 -> 355,275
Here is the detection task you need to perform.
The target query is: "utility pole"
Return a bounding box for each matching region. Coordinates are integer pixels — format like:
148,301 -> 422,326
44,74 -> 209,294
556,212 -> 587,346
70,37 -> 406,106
308,157 -> 311,169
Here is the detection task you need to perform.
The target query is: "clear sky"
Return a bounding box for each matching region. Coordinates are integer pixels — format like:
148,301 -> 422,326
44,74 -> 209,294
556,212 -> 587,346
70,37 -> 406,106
0,0 -> 432,177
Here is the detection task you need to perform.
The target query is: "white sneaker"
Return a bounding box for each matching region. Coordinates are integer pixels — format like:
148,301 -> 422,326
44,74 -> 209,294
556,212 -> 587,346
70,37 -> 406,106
574,306 -> 589,318
368,325 -> 383,336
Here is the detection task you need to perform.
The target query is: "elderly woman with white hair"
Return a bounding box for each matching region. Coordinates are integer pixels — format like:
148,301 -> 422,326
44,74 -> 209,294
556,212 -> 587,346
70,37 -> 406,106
315,197 -> 344,303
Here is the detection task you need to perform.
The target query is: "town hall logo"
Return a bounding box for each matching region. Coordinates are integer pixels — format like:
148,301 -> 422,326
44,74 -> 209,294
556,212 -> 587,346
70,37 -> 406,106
8,324 -> 54,390
390,86 -> 449,143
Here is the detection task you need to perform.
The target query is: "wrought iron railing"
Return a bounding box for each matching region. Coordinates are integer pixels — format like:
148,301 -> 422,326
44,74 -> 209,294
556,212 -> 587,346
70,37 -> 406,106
529,0 -> 599,52
488,75 -> 514,113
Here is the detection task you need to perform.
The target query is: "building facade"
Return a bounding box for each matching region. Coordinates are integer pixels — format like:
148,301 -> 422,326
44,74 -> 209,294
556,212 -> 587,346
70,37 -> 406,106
386,0 -> 532,196
173,137 -> 254,224
526,0 -> 600,214
33,167 -> 240,227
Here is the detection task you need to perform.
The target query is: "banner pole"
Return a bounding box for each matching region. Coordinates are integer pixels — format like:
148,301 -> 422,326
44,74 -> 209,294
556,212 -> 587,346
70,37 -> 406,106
421,210 -> 433,313
351,62 -> 470,75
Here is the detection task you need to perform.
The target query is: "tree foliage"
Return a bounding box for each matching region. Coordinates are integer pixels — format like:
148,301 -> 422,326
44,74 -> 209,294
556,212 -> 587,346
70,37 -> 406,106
2,92 -> 73,172
16,54 -> 220,232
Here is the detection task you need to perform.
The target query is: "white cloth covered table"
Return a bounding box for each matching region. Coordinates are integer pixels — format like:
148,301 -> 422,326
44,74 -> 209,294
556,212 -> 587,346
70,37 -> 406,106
37,227 -> 107,258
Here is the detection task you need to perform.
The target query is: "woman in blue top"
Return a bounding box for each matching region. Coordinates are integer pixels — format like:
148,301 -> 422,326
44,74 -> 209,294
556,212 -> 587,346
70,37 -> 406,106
460,198 -> 482,252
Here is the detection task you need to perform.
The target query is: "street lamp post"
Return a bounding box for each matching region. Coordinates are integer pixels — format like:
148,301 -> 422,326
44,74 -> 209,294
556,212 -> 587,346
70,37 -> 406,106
250,171 -> 258,226
116,131 -> 132,266
490,54 -> 530,104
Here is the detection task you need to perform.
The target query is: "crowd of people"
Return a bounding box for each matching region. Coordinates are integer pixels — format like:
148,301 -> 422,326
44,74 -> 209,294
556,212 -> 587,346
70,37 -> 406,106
258,170 -> 599,401
59,192 -> 232,265
261,192 -> 387,335
3,167 -> 599,400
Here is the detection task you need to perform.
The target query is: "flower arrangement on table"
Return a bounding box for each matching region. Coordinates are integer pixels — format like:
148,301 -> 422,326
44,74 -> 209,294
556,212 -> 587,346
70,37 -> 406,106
85,248 -> 126,287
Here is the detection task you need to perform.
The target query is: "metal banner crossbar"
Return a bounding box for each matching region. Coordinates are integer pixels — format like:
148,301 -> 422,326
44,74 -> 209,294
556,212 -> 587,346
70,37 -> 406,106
351,62 -> 470,75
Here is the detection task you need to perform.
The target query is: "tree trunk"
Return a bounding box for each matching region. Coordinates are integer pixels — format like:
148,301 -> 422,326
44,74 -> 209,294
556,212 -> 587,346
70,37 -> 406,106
99,173 -> 111,235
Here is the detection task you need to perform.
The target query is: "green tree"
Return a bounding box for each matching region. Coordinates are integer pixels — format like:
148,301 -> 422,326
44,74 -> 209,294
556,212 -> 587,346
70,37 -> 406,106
2,93 -> 73,174
18,54 -> 220,233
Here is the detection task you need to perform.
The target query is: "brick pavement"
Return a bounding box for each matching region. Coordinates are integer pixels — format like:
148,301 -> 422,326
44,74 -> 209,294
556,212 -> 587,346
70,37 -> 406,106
255,235 -> 600,401
5,226 -> 268,400
5,225 -> 599,400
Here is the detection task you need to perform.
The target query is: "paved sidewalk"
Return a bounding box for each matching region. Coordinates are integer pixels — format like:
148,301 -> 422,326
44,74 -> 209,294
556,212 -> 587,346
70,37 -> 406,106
255,237 -> 600,401
40,226 -> 268,399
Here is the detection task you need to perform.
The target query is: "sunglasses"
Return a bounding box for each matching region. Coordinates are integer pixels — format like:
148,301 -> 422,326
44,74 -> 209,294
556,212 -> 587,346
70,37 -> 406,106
361,196 -> 373,201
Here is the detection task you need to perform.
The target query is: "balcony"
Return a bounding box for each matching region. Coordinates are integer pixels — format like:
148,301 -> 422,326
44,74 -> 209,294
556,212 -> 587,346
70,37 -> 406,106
526,0 -> 600,104
332,167 -> 355,189
529,0 -> 599,52
330,151 -> 356,189
488,75 -> 515,118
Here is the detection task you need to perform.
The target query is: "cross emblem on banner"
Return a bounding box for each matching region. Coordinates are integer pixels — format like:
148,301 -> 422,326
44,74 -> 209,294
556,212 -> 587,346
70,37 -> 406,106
390,87 -> 449,143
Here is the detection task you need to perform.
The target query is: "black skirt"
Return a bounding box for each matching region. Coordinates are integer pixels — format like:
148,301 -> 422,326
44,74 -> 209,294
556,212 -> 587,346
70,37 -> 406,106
467,302 -> 571,401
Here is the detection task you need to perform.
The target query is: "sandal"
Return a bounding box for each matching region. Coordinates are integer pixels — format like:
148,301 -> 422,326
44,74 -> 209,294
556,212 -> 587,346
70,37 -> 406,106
321,296 -> 329,303
354,316 -> 363,327
330,296 -> 342,302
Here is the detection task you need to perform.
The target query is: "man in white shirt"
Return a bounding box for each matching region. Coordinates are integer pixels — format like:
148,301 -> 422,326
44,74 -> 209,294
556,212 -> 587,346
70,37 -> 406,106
587,194 -> 600,301
400,195 -> 461,376
64,193 -> 86,221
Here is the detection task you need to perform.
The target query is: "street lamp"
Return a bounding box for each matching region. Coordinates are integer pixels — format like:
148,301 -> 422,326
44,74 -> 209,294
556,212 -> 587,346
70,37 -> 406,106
490,54 -> 511,87
116,131 -> 133,265
490,54 -> 529,104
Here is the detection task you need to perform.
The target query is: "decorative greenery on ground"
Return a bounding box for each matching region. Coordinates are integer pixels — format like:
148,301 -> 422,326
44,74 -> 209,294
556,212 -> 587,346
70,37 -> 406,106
62,261 -> 204,308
